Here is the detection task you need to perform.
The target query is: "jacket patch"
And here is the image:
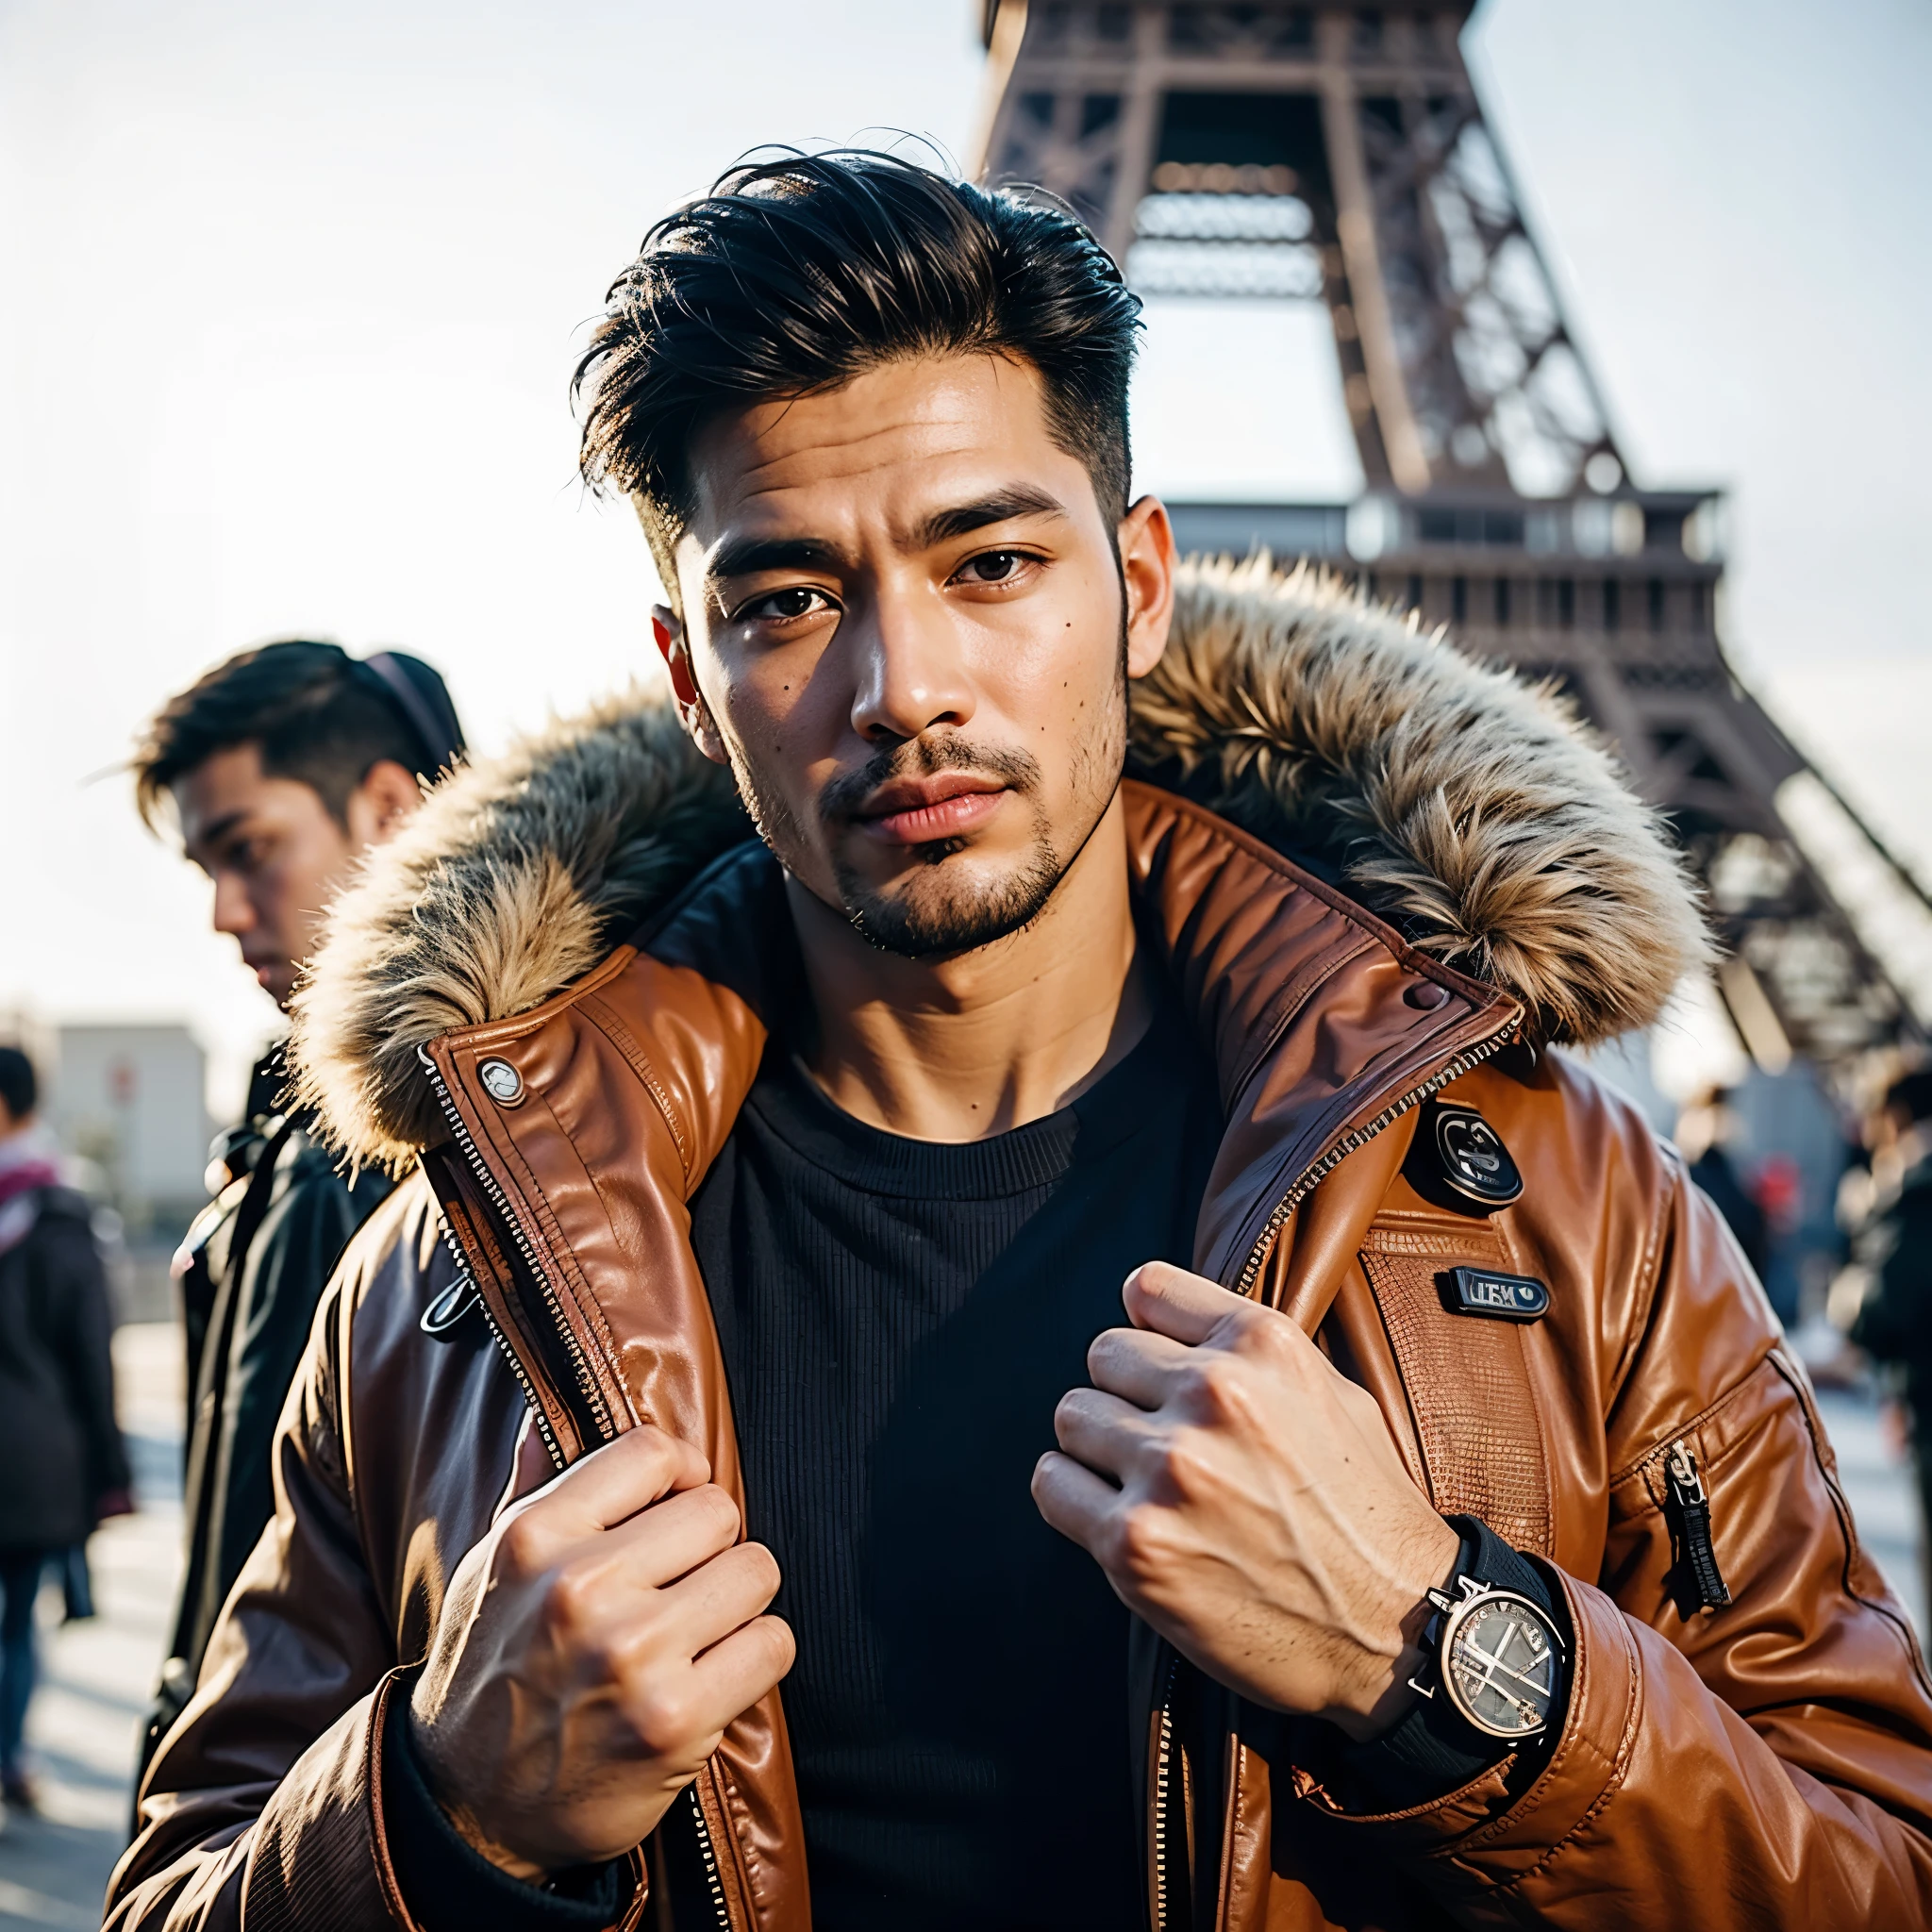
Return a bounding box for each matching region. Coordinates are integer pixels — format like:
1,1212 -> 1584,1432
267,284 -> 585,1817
1359,1224 -> 1553,1554
1443,1265 -> 1550,1324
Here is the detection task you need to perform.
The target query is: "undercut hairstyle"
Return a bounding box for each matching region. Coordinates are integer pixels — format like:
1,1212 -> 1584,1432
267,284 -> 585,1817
574,149 -> 1143,608
134,640 -> 465,833
0,1047 -> 36,1124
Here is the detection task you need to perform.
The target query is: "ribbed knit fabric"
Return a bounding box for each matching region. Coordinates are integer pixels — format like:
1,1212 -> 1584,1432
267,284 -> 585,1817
690,994 -> 1222,1931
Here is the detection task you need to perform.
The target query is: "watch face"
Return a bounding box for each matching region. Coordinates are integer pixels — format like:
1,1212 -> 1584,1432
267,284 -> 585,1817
1442,1591 -> 1559,1740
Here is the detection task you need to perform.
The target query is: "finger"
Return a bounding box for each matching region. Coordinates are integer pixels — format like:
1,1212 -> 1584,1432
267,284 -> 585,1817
1052,1386 -> 1154,1483
1085,1324 -> 1193,1408
506,1405 -> 558,1510
589,1483 -> 743,1591
653,1541 -> 785,1659
682,1613 -> 797,1730
1124,1260 -> 1254,1347
1031,1448 -> 1124,1555
532,1425 -> 712,1537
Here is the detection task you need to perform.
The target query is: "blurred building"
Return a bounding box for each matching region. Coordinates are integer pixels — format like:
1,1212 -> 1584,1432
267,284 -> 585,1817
42,1023 -> 213,1246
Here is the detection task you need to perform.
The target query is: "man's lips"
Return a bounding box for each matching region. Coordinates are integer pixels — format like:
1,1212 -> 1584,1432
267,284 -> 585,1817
853,774 -> 1008,846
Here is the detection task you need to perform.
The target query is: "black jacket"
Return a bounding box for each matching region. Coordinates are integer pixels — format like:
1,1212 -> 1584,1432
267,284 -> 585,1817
1854,1158 -> 1932,1404
0,1185 -> 128,1552
159,1054 -> 392,1715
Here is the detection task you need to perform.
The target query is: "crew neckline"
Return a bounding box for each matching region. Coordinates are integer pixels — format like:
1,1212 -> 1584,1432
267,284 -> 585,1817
743,995 -> 1195,1203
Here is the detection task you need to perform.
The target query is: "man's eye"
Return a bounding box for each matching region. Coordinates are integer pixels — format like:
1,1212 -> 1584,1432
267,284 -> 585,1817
740,587 -> 833,623
956,550 -> 1030,585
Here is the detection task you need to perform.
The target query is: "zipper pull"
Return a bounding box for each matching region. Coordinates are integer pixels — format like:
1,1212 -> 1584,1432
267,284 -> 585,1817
1664,1439 -> 1731,1610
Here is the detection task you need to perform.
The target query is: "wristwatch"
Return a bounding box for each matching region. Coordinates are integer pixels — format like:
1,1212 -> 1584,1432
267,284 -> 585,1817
1407,1571 -> 1566,1742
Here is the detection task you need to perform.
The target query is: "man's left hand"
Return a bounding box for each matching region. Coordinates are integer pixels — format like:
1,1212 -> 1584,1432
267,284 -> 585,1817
1033,1261 -> 1458,1740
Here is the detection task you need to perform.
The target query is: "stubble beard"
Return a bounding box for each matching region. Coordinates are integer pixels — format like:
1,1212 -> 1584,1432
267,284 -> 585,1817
721,639 -> 1129,962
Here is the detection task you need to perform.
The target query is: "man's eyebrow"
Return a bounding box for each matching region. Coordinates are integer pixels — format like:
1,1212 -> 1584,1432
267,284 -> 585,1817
188,808 -> 251,855
909,486 -> 1069,550
705,534 -> 848,592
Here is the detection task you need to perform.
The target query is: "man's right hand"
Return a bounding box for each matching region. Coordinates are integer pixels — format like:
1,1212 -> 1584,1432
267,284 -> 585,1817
408,1424 -> 793,1880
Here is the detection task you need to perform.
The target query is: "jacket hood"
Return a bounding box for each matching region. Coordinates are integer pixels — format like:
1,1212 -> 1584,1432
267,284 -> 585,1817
291,558 -> 1708,1174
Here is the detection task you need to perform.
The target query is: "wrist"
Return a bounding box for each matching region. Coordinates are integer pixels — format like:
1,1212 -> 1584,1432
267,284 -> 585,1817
1329,1513 -> 1462,1742
404,1702 -> 550,1885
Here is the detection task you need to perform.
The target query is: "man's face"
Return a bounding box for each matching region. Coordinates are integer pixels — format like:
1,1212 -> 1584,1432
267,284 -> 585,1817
174,743 -> 388,1008
660,353 -> 1173,957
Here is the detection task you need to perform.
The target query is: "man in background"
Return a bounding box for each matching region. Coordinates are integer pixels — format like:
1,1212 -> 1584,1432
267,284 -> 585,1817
0,1045 -> 130,1811
131,641 -> 465,1764
1852,1069 -> 1932,1607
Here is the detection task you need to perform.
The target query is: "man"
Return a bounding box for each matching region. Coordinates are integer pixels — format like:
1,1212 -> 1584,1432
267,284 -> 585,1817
1854,1070 -> 1932,1607
0,1045 -> 130,1810
111,154 -> 1932,1930
131,641 -> 465,1760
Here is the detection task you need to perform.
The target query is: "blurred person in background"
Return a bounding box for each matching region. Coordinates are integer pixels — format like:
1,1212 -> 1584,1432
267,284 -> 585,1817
1850,1070 -> 1932,1605
0,1045 -> 131,1812
129,642 -> 465,1772
1676,1086 -> 1772,1282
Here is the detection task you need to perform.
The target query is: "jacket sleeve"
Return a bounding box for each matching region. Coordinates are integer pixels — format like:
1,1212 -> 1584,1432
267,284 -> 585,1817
1326,1156 -> 1932,1926
105,1271 -> 412,1932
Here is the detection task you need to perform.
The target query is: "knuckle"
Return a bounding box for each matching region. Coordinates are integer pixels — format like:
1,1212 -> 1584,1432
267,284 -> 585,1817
697,1483 -> 742,1542
1187,1355 -> 1244,1420
740,1541 -> 782,1597
629,1683 -> 697,1757
1149,1428 -> 1208,1500
495,1512 -> 546,1580
758,1614 -> 797,1674
1109,1503 -> 1172,1583
542,1565 -> 596,1639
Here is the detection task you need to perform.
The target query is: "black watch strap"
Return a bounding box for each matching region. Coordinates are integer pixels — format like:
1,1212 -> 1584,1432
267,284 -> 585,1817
1333,1517 -> 1574,1812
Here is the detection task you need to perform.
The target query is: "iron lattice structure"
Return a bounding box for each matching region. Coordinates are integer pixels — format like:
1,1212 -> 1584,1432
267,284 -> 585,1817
974,0 -> 1929,1073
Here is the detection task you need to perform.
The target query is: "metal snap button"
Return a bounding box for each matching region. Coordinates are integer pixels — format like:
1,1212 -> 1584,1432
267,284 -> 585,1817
478,1058 -> 525,1106
1432,1106 -> 1524,1207
1405,979 -> 1450,1009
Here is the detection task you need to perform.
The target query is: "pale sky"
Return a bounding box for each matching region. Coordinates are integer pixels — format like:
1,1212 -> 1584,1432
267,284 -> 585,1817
3,0 -> 1927,1115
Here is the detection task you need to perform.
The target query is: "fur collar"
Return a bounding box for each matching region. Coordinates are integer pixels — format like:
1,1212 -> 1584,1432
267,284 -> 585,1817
291,558 -> 1708,1173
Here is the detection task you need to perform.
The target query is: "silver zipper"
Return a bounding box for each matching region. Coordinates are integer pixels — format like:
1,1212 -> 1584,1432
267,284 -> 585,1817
1149,1015 -> 1518,1928
1232,1026 -> 1516,1295
427,1209 -> 566,1471
1150,1649 -> 1181,1931
419,1045 -> 613,1442
422,1046 -> 733,1924
691,1781 -> 732,1931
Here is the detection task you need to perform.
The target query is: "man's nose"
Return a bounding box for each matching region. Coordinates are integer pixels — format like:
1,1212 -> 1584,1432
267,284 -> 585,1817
211,873 -> 255,939
846,586 -> 975,743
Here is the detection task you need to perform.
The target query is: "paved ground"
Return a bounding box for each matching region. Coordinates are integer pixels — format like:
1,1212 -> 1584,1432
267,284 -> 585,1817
0,1325 -> 1924,1928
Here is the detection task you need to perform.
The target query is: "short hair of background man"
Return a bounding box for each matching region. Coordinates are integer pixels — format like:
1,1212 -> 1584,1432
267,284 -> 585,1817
135,641 -> 439,832
0,1048 -> 36,1124
573,149 -> 1144,604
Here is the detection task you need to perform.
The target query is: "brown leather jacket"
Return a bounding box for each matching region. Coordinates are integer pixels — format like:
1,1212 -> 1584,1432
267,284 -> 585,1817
110,565 -> 1932,1929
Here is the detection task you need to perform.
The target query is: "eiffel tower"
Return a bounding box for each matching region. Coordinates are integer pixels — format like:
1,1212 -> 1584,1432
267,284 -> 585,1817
974,0 -> 1929,1074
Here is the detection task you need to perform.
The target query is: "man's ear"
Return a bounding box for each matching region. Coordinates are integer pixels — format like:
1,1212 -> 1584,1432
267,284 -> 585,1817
1118,495 -> 1176,680
652,606 -> 729,765
349,758 -> 427,851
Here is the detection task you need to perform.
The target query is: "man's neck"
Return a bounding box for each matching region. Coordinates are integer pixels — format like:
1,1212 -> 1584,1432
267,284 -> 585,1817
787,791 -> 1149,1142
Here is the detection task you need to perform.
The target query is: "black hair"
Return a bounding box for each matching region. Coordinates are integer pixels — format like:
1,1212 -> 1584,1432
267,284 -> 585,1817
135,641 -> 466,832
574,148 -> 1143,604
0,1047 -> 36,1123
1886,1070 -> 1932,1129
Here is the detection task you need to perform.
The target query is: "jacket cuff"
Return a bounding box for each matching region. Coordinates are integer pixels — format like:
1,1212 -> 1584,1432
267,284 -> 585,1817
380,1669 -> 639,1932
1291,1567 -> 1640,1891
241,1670 -> 414,1932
